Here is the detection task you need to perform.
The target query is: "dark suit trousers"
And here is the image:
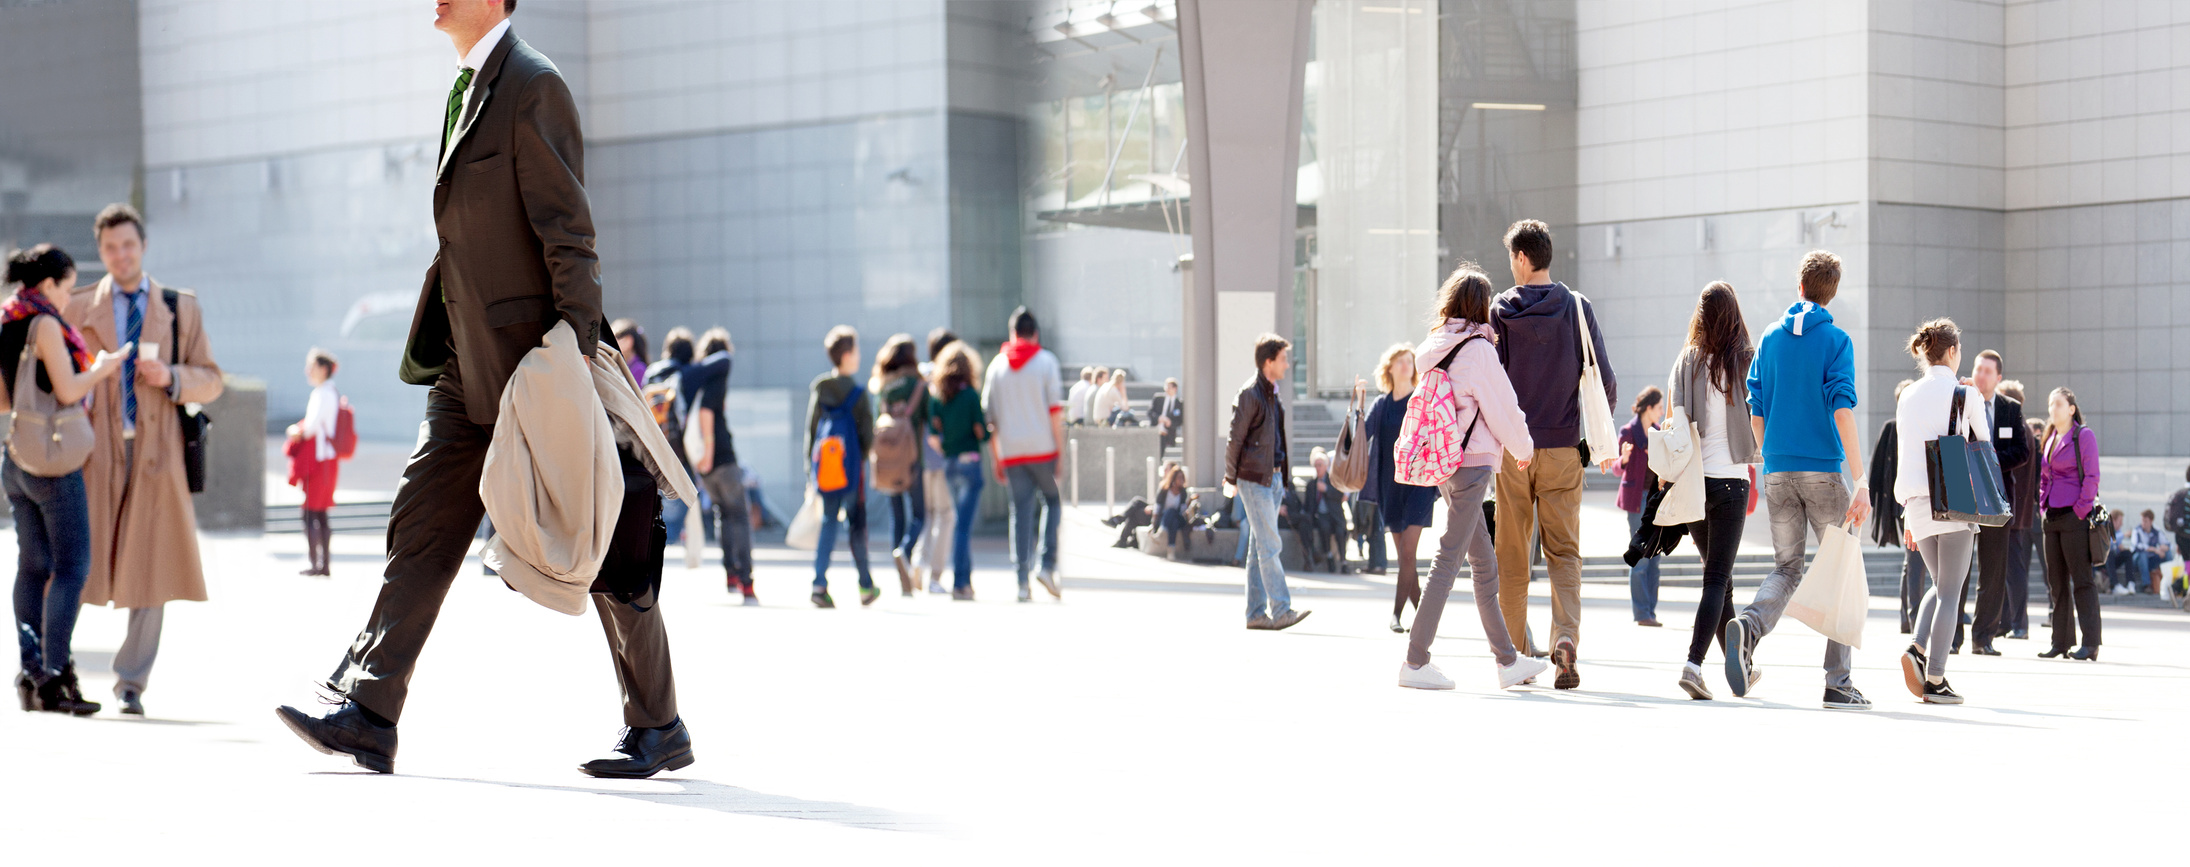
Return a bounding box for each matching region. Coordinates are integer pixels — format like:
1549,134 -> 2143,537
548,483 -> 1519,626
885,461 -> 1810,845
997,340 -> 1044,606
1971,523 -> 2011,642
2004,526 -> 2033,632
328,368 -> 678,727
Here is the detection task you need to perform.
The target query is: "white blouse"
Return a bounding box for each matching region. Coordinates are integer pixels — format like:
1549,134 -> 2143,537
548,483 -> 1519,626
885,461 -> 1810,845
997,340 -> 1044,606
1894,365 -> 1981,540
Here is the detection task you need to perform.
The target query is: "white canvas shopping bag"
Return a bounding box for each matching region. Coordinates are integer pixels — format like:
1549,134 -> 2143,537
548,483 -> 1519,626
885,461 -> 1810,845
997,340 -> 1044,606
1787,523 -> 1869,649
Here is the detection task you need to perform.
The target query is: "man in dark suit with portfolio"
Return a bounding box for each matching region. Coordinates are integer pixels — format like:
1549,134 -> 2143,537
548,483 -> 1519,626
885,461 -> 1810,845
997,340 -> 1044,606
275,0 -> 692,779
1967,350 -> 2030,655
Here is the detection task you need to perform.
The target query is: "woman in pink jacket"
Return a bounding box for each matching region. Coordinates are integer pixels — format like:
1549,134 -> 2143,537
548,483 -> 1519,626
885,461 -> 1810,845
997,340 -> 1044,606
1397,264 -> 1546,691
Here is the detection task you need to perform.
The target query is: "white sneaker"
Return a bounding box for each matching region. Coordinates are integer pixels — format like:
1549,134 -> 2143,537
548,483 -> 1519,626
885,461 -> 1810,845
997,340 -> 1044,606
1498,657 -> 1550,690
1398,662 -> 1455,690
927,578 -> 946,594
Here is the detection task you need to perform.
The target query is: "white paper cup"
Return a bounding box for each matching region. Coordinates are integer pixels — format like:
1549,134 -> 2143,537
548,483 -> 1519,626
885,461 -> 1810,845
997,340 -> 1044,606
137,342 -> 160,360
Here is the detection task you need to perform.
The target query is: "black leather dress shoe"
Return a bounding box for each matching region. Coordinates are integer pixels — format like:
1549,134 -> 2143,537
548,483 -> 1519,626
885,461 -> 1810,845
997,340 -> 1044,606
579,717 -> 694,779
275,701 -> 396,774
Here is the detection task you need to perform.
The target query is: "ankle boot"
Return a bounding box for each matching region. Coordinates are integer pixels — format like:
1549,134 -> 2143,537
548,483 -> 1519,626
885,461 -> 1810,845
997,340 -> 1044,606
36,666 -> 100,716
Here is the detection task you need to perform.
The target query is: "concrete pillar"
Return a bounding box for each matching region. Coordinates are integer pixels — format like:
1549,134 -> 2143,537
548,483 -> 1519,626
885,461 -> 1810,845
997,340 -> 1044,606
1176,0 -> 1311,489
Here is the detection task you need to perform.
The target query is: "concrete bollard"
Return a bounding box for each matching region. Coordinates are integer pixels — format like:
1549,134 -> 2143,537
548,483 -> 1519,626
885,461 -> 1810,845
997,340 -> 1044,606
1070,438 -> 1080,507
1146,455 -> 1156,504
1105,446 -> 1115,518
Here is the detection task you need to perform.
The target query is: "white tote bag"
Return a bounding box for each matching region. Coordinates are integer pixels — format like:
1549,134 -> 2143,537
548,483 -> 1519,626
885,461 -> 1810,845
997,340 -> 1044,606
784,489 -> 824,551
1786,523 -> 1869,649
1646,408 -> 1705,527
1573,292 -> 1619,457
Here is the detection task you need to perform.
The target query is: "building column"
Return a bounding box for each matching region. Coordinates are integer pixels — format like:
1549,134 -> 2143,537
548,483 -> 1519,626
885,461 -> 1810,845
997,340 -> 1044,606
1176,0 -> 1311,490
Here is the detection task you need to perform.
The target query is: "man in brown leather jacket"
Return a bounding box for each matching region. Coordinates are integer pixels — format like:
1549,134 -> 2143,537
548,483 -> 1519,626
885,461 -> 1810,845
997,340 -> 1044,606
276,0 -> 689,781
1224,334 -> 1310,631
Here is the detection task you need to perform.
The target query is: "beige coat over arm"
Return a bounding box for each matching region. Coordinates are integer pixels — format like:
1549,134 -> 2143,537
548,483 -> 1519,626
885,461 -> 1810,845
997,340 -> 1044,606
63,275 -> 224,609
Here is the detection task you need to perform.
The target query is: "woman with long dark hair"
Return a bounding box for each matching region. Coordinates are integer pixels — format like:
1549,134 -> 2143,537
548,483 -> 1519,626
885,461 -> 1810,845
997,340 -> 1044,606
870,333 -> 927,597
1396,263 -> 1545,690
6,245 -> 128,715
1668,282 -> 1759,700
2036,386 -> 2102,660
927,341 -> 988,599
1361,342 -> 1439,633
1892,318 -> 1982,703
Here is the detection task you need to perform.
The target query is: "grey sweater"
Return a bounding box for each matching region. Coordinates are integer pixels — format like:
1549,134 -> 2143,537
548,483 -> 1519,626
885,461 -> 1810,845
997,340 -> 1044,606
1666,345 -> 1760,466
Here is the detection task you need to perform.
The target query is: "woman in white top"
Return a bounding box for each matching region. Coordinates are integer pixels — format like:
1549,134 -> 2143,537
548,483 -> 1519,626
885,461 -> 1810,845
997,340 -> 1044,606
1893,318 -> 1978,705
1665,282 -> 1761,700
1093,367 -> 1129,426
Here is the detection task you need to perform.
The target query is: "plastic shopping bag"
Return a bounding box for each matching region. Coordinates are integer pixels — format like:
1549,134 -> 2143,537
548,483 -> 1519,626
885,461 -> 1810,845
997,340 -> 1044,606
1786,523 -> 1868,649
785,489 -> 823,551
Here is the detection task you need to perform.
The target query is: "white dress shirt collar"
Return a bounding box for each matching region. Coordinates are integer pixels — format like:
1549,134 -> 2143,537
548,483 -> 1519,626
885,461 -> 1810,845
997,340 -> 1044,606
458,18 -> 511,72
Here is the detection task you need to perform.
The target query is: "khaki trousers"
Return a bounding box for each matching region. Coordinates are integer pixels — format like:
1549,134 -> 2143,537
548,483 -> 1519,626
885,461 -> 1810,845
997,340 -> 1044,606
1494,447 -> 1584,653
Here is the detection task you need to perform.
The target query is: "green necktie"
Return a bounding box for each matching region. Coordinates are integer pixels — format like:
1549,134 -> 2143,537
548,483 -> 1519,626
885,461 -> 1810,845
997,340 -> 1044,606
442,67 -> 475,155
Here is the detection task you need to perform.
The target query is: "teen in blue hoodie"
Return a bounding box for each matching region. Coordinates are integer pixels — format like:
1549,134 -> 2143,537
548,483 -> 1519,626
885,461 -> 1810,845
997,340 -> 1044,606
1724,250 -> 1875,711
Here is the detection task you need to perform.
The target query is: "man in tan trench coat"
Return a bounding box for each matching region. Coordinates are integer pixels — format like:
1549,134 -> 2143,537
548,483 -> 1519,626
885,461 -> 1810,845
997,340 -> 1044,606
63,204 -> 223,716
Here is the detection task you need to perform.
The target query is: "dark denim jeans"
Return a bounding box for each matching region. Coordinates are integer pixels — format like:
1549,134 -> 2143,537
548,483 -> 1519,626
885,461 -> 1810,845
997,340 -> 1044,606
1627,510 -> 1661,620
944,455 -> 984,590
6,455 -> 90,679
1685,477 -> 1749,666
884,480 -> 926,560
813,486 -> 874,590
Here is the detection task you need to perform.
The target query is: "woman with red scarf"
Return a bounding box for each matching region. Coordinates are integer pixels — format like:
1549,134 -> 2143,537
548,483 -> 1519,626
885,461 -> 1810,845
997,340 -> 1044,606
5,245 -> 129,716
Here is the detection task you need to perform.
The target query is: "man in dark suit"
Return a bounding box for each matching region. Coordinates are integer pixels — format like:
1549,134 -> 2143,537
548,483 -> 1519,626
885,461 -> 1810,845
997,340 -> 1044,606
1148,377 -> 1183,460
1967,350 -> 2030,655
276,0 -> 690,779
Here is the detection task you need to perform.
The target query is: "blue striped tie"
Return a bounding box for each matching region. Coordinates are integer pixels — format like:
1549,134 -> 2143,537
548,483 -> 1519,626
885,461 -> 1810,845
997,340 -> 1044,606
123,294 -> 142,427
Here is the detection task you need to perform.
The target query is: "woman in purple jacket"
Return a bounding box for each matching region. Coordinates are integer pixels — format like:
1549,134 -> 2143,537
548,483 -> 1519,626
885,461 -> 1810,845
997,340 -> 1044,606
1616,387 -> 1664,626
2036,387 -> 2102,660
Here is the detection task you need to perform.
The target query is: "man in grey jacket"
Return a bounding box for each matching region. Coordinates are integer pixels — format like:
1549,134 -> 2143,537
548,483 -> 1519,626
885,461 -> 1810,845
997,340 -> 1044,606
984,307 -> 1066,602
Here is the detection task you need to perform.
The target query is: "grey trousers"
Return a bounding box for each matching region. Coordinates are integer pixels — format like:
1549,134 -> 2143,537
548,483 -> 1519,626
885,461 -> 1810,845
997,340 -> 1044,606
1912,529 -> 1974,678
1738,472 -> 1856,689
1406,467 -> 1516,667
700,463 -> 752,579
113,604 -> 162,698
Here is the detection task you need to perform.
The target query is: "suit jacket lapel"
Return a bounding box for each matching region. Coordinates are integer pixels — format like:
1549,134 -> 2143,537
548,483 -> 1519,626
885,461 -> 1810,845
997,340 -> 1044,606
437,28 -> 519,181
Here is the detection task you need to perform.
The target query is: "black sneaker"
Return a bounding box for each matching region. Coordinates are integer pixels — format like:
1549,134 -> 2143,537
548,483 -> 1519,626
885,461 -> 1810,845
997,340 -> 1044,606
810,589 -> 836,609
1921,678 -> 1963,704
1822,685 -> 1871,711
1900,644 -> 1928,697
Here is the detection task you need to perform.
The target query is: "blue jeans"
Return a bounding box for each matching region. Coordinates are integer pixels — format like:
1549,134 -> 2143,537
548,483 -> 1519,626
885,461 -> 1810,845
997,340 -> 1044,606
1238,479 -> 1293,621
6,456 -> 89,680
884,482 -> 926,560
813,486 -> 874,591
945,454 -> 984,590
1626,510 -> 1661,620
2131,549 -> 2167,591
1232,496 -> 1250,563
1005,460 -> 1061,583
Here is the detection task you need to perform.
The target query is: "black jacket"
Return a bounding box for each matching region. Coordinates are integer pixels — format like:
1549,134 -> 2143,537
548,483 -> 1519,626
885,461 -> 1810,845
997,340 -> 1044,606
1224,375 -> 1289,486
1868,421 -> 1902,547
1983,392 -> 2031,502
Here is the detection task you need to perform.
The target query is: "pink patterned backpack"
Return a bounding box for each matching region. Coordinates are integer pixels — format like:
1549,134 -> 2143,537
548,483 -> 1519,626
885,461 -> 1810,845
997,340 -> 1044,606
1394,335 -> 1486,487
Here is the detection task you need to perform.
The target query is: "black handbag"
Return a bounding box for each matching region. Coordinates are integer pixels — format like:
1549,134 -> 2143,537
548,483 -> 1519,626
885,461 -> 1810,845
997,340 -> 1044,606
163,289 -> 210,493
1925,386 -> 2010,527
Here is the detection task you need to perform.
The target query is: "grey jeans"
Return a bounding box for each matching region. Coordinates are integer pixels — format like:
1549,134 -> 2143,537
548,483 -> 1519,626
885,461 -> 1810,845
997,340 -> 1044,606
1406,467 -> 1515,667
1912,529 -> 1974,677
1738,471 -> 1856,689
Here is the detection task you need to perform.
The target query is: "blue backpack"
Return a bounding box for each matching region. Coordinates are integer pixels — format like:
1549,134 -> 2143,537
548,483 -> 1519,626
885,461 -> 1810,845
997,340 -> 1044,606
812,384 -> 865,493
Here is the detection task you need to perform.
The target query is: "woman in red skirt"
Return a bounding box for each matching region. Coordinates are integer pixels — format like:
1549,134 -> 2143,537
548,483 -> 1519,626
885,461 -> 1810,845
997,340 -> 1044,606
285,348 -> 345,576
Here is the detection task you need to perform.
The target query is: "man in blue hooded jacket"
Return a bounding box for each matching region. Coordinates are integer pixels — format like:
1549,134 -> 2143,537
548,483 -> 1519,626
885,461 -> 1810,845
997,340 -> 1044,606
1726,250 -> 1874,710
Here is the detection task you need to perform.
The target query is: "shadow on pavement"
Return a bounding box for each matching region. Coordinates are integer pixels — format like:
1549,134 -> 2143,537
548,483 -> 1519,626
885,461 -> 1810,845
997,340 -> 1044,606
411,775 -> 946,833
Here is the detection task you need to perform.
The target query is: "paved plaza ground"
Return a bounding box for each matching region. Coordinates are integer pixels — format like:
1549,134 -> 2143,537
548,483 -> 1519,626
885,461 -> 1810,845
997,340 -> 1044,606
5,504 -> 2185,864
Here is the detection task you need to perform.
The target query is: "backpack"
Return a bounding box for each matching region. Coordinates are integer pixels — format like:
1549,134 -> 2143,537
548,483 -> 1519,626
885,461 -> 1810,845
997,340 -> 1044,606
333,395 -> 358,460
1393,335 -> 1486,487
2167,487 -> 2190,536
642,370 -> 685,443
812,383 -> 866,493
871,378 -> 924,495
